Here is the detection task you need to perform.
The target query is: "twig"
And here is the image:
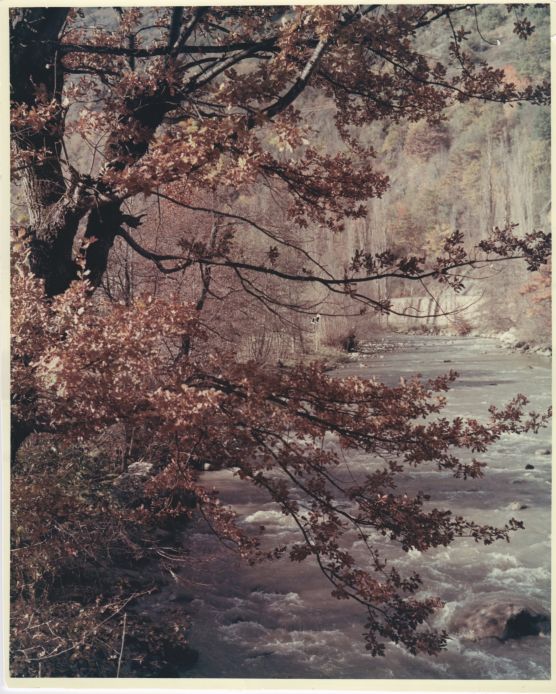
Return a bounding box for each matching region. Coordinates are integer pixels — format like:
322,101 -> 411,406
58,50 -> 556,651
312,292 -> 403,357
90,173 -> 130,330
26,589 -> 152,662
116,612 -> 127,678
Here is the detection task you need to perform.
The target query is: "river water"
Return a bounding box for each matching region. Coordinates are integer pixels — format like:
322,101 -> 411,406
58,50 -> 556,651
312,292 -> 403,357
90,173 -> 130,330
176,335 -> 551,679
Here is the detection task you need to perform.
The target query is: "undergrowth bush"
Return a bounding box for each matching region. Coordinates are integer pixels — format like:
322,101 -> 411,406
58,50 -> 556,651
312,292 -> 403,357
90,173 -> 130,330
10,440 -> 196,677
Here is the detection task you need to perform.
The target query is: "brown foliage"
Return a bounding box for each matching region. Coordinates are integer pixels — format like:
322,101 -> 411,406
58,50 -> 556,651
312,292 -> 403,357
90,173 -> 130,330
11,259 -> 551,661
9,4 -> 552,672
10,442 -> 196,677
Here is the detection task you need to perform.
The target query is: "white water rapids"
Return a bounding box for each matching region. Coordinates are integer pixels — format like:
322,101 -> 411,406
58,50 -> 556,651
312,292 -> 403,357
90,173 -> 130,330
171,336 -> 551,679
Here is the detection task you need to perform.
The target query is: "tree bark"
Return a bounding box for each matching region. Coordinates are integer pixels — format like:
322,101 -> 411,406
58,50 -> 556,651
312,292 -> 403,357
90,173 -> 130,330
11,418 -> 34,468
26,197 -> 83,296
11,9 -> 80,296
83,202 -> 125,289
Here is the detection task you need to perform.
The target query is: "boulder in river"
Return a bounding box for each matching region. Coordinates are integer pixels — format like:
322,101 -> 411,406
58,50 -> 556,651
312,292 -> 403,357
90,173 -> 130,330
451,596 -> 550,642
501,609 -> 550,641
507,501 -> 528,511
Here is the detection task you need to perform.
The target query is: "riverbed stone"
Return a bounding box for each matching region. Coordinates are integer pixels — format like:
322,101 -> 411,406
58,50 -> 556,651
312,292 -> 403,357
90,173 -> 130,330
507,501 -> 528,511
452,599 -> 550,642
112,460 -> 154,506
169,589 -> 194,604
502,609 -> 550,641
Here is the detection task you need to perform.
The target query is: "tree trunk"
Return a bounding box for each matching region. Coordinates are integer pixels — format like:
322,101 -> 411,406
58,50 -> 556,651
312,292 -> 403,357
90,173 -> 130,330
11,8 -> 80,296
11,418 -> 34,467
83,202 -> 125,289
9,9 -> 185,456
26,196 -> 84,296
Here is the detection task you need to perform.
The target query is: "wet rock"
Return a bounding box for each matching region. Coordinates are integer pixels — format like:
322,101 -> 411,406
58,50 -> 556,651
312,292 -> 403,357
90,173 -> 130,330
127,460 -> 152,474
247,650 -> 275,660
507,501 -> 528,511
498,329 -> 519,349
535,448 -> 551,456
227,615 -> 248,625
128,460 -> 154,475
532,345 -> 552,357
112,460 -> 154,506
525,464 -> 535,470
502,609 -> 550,641
452,597 -> 550,642
169,589 -> 194,604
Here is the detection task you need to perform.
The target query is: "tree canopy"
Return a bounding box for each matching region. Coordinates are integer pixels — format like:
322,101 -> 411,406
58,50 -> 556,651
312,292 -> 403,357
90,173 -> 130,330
11,4 -> 549,296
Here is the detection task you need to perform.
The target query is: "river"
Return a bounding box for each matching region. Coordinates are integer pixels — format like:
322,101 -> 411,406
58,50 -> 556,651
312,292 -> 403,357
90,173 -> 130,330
174,335 -> 551,679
